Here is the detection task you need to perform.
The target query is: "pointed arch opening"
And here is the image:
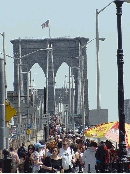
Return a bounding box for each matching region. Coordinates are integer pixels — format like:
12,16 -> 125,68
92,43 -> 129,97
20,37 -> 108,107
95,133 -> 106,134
55,62 -> 69,88
30,63 -> 46,89
55,62 -> 75,113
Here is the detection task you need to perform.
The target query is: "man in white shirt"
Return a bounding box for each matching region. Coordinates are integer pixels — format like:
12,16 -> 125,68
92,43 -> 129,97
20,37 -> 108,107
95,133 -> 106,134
58,138 -> 74,173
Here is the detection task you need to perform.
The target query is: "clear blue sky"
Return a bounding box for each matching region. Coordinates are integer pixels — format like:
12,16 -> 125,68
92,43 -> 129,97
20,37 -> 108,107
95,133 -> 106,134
0,0 -> 130,122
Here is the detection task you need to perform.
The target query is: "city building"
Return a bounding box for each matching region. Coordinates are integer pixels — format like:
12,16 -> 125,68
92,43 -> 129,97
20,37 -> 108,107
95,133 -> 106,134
124,99 -> 130,124
89,109 -> 108,127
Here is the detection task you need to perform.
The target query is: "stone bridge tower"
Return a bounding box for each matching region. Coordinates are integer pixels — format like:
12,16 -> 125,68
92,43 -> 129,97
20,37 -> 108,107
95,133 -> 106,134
11,37 -> 89,120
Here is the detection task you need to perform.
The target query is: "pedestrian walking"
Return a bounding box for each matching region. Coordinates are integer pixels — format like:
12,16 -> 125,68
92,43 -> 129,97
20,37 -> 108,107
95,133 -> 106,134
78,146 -> 85,172
32,143 -> 44,173
24,144 -> 35,173
9,147 -> 20,173
58,138 -> 75,173
72,143 -> 80,173
43,145 -> 63,173
82,141 -> 97,173
17,142 -> 27,173
95,140 -> 112,173
17,142 -> 27,159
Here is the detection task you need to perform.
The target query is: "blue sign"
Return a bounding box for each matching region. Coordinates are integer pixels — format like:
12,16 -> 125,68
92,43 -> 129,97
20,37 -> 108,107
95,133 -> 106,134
27,124 -> 31,129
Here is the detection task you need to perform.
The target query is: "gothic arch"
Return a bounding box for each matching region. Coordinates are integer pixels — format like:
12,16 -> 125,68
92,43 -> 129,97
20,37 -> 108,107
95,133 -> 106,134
11,37 -> 89,116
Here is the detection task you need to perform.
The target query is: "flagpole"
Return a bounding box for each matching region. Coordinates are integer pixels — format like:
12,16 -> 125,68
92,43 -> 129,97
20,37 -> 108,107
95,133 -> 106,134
49,26 -> 51,39
49,19 -> 51,39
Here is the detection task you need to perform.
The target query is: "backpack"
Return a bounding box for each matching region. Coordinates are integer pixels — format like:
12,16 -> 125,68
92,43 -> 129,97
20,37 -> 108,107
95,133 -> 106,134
95,144 -> 107,165
18,146 -> 26,158
62,152 -> 70,170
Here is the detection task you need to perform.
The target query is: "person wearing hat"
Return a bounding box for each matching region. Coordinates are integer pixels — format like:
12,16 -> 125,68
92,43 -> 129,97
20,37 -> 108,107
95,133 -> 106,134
32,143 -> 44,173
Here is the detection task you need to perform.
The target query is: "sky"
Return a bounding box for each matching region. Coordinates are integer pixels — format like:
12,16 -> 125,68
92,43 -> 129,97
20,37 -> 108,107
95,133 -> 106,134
0,0 -> 130,123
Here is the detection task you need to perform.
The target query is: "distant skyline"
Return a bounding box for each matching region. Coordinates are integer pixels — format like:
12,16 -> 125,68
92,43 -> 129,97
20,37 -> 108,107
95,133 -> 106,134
1,0 -> 130,122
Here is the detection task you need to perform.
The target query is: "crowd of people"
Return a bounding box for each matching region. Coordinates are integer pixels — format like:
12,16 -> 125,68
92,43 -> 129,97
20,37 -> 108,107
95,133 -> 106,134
0,115 -> 125,173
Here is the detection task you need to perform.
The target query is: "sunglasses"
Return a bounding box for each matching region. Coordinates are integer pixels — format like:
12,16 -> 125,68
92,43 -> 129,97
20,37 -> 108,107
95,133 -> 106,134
52,150 -> 57,152
63,144 -> 67,146
29,148 -> 33,150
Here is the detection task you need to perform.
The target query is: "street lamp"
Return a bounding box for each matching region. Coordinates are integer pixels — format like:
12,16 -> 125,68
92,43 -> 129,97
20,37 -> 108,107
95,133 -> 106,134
0,32 -> 7,100
78,37 -> 106,133
96,1 -> 113,110
95,0 -> 130,172
0,32 -> 8,149
20,65 -> 31,141
114,0 -> 130,172
81,37 -> 106,49
46,44 -> 53,116
58,94 -> 62,123
71,66 -> 80,132
95,2 -> 112,147
65,75 -> 69,132
0,52 -> 5,150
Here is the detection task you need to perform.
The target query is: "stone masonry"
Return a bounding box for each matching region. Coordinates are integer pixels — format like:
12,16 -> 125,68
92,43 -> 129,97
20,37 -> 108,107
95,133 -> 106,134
10,37 -> 89,120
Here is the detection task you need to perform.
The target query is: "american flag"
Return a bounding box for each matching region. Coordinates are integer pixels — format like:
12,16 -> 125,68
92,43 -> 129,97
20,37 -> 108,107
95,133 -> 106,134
41,20 -> 49,29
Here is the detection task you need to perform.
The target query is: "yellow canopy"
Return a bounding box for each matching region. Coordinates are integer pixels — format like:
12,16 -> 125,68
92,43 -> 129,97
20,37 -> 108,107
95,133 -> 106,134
84,122 -> 117,138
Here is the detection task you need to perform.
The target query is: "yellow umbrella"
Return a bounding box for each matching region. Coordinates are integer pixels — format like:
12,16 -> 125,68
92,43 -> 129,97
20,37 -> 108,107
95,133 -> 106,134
84,122 -> 116,138
84,121 -> 130,147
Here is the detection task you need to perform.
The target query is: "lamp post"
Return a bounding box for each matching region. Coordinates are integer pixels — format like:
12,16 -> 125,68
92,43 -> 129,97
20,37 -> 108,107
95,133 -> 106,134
71,74 -> 74,133
0,32 -> 7,149
80,42 -> 85,134
58,95 -> 61,123
17,39 -> 22,146
0,32 -> 7,101
69,65 -> 71,131
65,75 -> 68,132
79,38 -> 105,133
21,65 -> 31,141
46,44 -> 53,115
96,1 -> 113,110
95,0 -> 130,172
0,55 -> 5,150
71,66 -> 80,133
114,0 -> 130,172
